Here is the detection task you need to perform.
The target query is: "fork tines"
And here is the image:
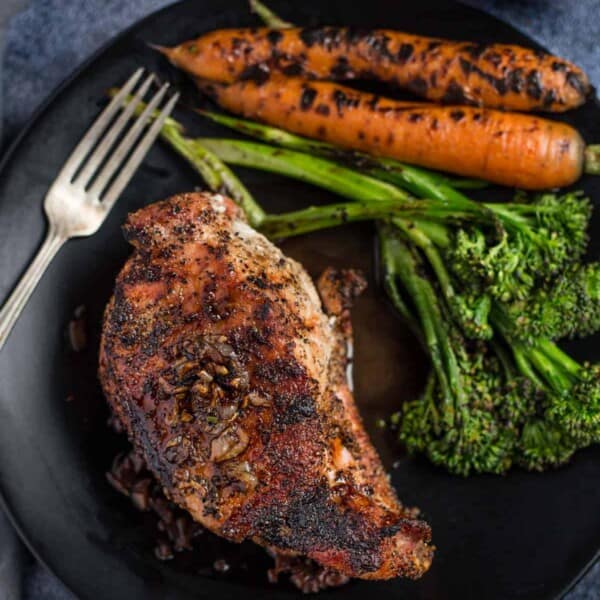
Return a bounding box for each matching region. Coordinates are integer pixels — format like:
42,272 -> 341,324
57,68 -> 179,209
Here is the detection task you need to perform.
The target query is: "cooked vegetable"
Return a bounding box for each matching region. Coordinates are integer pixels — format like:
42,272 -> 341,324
247,156 -> 600,475
257,165 -> 600,474
384,226 -> 599,475
196,137 -> 590,307
194,137 -> 412,204
194,116 -> 599,332
107,89 -> 266,227
116,90 -> 600,475
198,109 -> 490,190
197,76 -> 590,189
500,263 -> 600,342
160,25 -> 590,113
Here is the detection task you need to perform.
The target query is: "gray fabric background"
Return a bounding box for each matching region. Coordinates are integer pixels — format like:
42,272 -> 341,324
1,0 -> 599,598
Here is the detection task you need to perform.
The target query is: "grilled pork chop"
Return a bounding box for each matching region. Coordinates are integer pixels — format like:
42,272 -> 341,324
99,192 -> 433,580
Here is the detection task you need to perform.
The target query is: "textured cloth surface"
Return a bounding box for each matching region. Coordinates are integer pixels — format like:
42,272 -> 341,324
0,1 -> 599,598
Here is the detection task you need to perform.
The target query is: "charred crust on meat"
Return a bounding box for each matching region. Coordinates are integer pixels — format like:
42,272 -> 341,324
255,357 -> 305,384
323,269 -> 367,312
99,193 -> 433,581
247,273 -> 266,289
245,483 -> 431,576
229,325 -> 273,357
276,393 -> 317,425
253,301 -> 272,321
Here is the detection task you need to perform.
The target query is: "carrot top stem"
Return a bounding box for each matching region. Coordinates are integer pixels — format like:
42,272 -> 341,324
248,0 -> 292,28
584,145 -> 600,175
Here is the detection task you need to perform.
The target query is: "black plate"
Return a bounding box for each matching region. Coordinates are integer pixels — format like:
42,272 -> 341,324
0,1 -> 598,599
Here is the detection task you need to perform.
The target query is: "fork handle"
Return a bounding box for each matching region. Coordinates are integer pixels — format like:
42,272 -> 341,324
0,226 -> 65,352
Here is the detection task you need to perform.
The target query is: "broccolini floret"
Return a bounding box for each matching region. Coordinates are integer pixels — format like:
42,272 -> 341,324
126,87 -> 600,476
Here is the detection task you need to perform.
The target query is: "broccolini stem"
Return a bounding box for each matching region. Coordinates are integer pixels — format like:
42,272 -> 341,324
486,204 -> 533,228
492,304 -> 580,393
490,203 -> 577,214
394,219 -> 457,305
162,121 -> 222,191
109,90 -> 266,227
259,199 -> 441,238
536,338 -> 582,378
198,138 -> 410,203
371,160 -> 491,218
388,233 -> 465,425
404,218 -> 452,248
490,338 -> 516,378
198,110 -> 333,155
527,346 -> 574,394
378,225 -> 419,331
491,304 -> 548,389
511,347 -> 546,390
422,371 -> 442,433
183,138 -> 266,227
198,111 -> 492,204
260,199 -> 475,239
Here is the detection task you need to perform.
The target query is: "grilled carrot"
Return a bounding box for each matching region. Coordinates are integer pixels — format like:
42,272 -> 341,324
160,27 -> 590,113
197,76 -> 586,190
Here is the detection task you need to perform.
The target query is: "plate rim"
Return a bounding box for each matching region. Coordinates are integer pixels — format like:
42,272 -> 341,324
0,1 -> 598,598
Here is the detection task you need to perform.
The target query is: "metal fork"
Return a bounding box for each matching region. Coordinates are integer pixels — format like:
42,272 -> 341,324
0,68 -> 179,352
